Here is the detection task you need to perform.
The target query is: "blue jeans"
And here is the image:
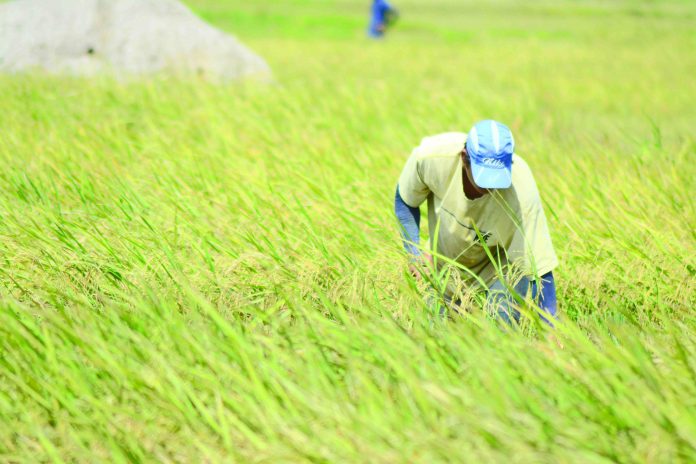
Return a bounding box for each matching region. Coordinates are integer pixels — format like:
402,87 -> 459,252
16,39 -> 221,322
436,272 -> 557,326
487,273 -> 557,325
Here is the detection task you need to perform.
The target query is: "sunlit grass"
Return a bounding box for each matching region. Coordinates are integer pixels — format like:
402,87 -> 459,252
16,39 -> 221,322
0,0 -> 695,461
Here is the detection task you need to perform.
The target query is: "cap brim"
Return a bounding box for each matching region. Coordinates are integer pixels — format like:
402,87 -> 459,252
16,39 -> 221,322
471,162 -> 512,189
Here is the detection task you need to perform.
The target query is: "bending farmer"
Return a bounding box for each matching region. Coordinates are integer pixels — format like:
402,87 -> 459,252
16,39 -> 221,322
368,0 -> 398,38
395,120 -> 558,324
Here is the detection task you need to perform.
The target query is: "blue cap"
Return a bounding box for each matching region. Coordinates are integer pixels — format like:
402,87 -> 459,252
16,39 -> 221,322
465,120 -> 514,189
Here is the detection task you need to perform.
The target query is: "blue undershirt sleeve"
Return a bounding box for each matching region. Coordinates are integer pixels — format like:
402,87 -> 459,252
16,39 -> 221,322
531,271 -> 558,324
394,185 -> 422,259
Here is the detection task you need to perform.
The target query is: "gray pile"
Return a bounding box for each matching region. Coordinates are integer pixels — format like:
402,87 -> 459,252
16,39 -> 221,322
0,0 -> 270,80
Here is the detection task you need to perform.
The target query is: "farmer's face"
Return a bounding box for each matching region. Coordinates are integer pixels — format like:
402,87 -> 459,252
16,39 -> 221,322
461,149 -> 491,197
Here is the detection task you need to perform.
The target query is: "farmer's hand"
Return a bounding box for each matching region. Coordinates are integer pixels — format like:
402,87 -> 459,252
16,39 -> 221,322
408,253 -> 433,281
548,333 -> 564,350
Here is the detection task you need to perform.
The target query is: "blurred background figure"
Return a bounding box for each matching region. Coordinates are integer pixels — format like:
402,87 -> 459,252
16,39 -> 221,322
368,0 -> 398,38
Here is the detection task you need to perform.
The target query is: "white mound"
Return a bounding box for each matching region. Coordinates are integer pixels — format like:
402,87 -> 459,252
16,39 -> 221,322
0,0 -> 271,80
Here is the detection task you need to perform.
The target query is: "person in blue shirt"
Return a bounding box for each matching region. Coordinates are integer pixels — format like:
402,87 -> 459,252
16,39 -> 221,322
368,0 -> 398,38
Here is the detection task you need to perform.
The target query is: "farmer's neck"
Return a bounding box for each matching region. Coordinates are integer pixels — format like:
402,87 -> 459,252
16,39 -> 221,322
461,150 -> 490,200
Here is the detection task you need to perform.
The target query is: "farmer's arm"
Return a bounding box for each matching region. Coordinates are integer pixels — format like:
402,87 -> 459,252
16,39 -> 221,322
394,185 -> 421,258
533,271 -> 558,324
506,162 -> 559,322
520,202 -> 559,323
396,149 -> 431,264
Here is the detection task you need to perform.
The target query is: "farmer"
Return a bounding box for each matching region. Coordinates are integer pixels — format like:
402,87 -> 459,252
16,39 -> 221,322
368,0 -> 398,38
394,120 -> 558,324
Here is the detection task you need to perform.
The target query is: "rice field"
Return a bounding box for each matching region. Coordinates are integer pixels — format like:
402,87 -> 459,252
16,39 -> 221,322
1,0 -> 695,462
